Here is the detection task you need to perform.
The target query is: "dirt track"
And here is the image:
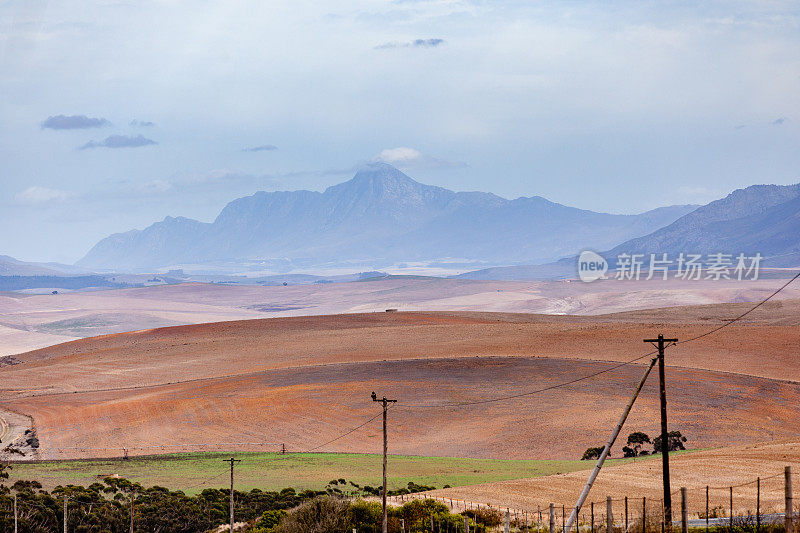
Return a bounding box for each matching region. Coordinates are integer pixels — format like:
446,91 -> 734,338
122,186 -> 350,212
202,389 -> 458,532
1,301 -> 799,461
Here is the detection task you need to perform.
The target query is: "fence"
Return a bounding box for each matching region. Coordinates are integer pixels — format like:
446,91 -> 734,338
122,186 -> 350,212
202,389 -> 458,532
387,467 -> 798,533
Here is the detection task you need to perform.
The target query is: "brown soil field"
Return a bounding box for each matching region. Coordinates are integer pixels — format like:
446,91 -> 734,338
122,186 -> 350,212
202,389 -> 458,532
3,276 -> 799,357
426,440 -> 800,517
1,300 -> 799,462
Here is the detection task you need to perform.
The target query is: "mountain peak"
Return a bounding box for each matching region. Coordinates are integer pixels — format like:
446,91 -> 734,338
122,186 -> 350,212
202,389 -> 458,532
340,162 -> 419,188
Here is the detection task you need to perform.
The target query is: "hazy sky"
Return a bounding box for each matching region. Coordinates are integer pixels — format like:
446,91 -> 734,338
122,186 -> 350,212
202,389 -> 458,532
2,0 -> 799,263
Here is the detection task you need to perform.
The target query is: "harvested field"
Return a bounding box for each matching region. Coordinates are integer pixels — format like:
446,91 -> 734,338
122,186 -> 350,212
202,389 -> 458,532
427,439 -> 800,517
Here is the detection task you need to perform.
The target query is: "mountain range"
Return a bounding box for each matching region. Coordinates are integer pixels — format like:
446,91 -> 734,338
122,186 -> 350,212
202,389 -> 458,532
77,164 -> 698,273
460,182 -> 800,280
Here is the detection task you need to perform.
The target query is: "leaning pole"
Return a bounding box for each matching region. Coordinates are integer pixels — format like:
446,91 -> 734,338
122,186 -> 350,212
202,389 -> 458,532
563,356 -> 658,533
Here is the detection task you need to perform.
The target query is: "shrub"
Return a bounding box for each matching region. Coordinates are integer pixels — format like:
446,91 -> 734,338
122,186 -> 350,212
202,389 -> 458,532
276,496 -> 351,533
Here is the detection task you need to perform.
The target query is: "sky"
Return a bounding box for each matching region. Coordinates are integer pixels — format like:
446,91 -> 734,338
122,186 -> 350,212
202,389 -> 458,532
1,0 -> 799,263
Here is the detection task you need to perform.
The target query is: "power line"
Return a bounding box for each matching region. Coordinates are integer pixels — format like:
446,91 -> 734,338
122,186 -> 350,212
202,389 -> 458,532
399,269 -> 800,409
400,353 -> 654,408
678,270 -> 800,344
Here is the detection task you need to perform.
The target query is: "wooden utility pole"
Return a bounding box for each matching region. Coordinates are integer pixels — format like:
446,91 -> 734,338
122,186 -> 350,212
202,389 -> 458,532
63,495 -> 68,533
223,457 -> 241,533
372,392 -> 397,533
645,334 -> 678,527
13,493 -> 17,533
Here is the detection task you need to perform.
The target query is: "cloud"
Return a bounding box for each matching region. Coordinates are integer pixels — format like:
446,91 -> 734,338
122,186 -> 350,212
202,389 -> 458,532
372,146 -> 466,169
242,144 -> 278,152
15,186 -> 75,206
130,120 -> 155,127
375,38 -> 444,49
772,117 -> 786,125
80,134 -> 157,150
41,114 -> 110,130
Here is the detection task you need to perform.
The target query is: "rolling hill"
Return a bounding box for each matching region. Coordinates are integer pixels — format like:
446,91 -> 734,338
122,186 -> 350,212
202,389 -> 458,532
2,303 -> 799,462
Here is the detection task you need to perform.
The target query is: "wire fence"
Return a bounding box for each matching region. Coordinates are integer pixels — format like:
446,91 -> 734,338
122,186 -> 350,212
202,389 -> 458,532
388,467 -> 798,533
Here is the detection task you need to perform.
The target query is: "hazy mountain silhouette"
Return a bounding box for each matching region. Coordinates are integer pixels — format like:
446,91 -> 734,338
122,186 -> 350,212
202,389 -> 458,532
459,183 -> 800,280
78,163 -> 698,272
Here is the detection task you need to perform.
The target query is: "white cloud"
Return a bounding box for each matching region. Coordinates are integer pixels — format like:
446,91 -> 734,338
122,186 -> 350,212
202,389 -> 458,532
374,147 -> 423,164
373,147 -> 466,169
14,186 -> 75,206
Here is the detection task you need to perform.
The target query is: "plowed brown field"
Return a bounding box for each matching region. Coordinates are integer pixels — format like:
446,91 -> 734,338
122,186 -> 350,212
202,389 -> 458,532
1,300 -> 799,463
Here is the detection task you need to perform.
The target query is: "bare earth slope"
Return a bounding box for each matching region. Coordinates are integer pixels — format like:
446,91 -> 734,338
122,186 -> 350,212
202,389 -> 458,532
1,301 -> 799,461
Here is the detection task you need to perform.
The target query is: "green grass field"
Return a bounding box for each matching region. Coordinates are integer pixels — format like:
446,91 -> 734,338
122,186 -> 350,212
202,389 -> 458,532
6,452 -> 644,495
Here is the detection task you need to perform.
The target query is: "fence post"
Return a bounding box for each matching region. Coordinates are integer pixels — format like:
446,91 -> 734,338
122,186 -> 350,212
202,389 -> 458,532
729,487 -> 733,533
551,503 -> 556,533
787,466 -> 794,533
464,515 -> 469,533
608,497 -> 614,533
642,497 -> 646,533
401,518 -> 405,533
626,497 -> 629,533
505,509 -> 511,533
757,477 -> 760,533
591,502 -> 595,533
705,487 -> 709,533
680,488 -> 687,533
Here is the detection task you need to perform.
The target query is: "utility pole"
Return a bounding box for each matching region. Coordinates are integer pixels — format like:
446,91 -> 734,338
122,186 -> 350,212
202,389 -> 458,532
63,495 -> 68,533
223,457 -> 241,533
372,391 -> 397,533
130,490 -> 135,533
645,333 -> 678,528
13,493 -> 17,533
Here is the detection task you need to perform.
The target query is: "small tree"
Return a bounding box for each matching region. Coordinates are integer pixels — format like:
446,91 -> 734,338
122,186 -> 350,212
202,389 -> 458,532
582,446 -> 605,460
652,431 -> 687,453
623,432 -> 651,457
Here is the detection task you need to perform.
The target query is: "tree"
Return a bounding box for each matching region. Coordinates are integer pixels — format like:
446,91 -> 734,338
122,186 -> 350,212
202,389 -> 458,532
652,431 -> 687,453
582,446 -> 605,460
623,432 -> 651,457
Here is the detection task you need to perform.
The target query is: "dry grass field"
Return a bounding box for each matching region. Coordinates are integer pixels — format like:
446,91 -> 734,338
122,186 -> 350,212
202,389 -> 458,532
427,440 -> 800,517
